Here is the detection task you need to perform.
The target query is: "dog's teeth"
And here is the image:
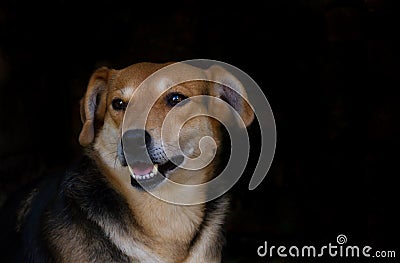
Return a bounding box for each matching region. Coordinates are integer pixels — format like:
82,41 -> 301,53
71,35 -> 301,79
129,165 -> 158,181
128,167 -> 136,179
152,164 -> 158,174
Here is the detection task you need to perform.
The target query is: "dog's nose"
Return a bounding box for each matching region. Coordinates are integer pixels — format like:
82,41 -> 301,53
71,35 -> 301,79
122,129 -> 153,165
121,129 -> 152,167
123,129 -> 152,149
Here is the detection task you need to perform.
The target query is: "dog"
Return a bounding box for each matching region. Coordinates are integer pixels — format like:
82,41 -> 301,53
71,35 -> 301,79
0,62 -> 254,262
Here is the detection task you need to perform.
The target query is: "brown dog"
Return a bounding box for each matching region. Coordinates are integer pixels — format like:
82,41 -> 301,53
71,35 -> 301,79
5,62 -> 254,263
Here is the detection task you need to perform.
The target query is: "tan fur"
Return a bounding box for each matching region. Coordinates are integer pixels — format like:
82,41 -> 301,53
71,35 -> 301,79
48,224 -> 91,262
78,62 -> 253,262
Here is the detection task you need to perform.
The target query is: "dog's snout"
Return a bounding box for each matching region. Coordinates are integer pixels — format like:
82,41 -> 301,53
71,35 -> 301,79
123,129 -> 152,148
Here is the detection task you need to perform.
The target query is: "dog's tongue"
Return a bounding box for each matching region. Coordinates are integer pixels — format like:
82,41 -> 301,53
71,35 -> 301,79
131,164 -> 153,176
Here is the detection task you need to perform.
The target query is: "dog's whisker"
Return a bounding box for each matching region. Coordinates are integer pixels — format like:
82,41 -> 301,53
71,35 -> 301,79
103,142 -> 118,147
113,155 -> 118,169
162,142 -> 181,151
104,151 -> 118,158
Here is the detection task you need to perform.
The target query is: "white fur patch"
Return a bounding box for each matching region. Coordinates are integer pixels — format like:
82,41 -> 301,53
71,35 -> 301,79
120,87 -> 135,101
97,219 -> 163,263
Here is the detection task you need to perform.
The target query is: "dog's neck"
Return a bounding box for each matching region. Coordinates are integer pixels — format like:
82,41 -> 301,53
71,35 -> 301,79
92,153 -> 206,262
128,190 -> 205,261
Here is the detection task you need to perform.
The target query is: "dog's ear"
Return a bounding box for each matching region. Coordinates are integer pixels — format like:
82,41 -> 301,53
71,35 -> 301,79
205,65 -> 254,127
79,67 -> 110,146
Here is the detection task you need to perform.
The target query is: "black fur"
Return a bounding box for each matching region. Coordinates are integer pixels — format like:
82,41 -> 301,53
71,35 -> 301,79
0,156 -> 133,262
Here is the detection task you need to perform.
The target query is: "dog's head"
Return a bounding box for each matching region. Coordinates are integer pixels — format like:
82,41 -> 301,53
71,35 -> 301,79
79,62 -> 254,194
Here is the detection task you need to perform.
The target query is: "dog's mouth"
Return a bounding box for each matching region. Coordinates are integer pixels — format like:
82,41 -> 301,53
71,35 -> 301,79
128,156 -> 184,190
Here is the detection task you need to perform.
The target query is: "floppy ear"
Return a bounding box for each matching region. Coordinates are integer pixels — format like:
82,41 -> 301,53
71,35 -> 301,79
79,67 -> 110,146
205,65 -> 254,127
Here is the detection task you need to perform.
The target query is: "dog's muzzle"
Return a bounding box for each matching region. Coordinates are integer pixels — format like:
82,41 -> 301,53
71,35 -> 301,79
118,129 -> 184,190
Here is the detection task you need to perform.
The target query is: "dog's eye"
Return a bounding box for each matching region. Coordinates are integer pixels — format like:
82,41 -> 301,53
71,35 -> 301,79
112,98 -> 128,111
166,93 -> 189,107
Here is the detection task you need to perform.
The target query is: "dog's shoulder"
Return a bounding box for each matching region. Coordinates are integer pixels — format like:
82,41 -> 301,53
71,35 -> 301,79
1,156 -> 131,262
40,156 -> 131,262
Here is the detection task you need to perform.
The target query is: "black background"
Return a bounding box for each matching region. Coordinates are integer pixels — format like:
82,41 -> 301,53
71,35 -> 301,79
0,0 -> 398,262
